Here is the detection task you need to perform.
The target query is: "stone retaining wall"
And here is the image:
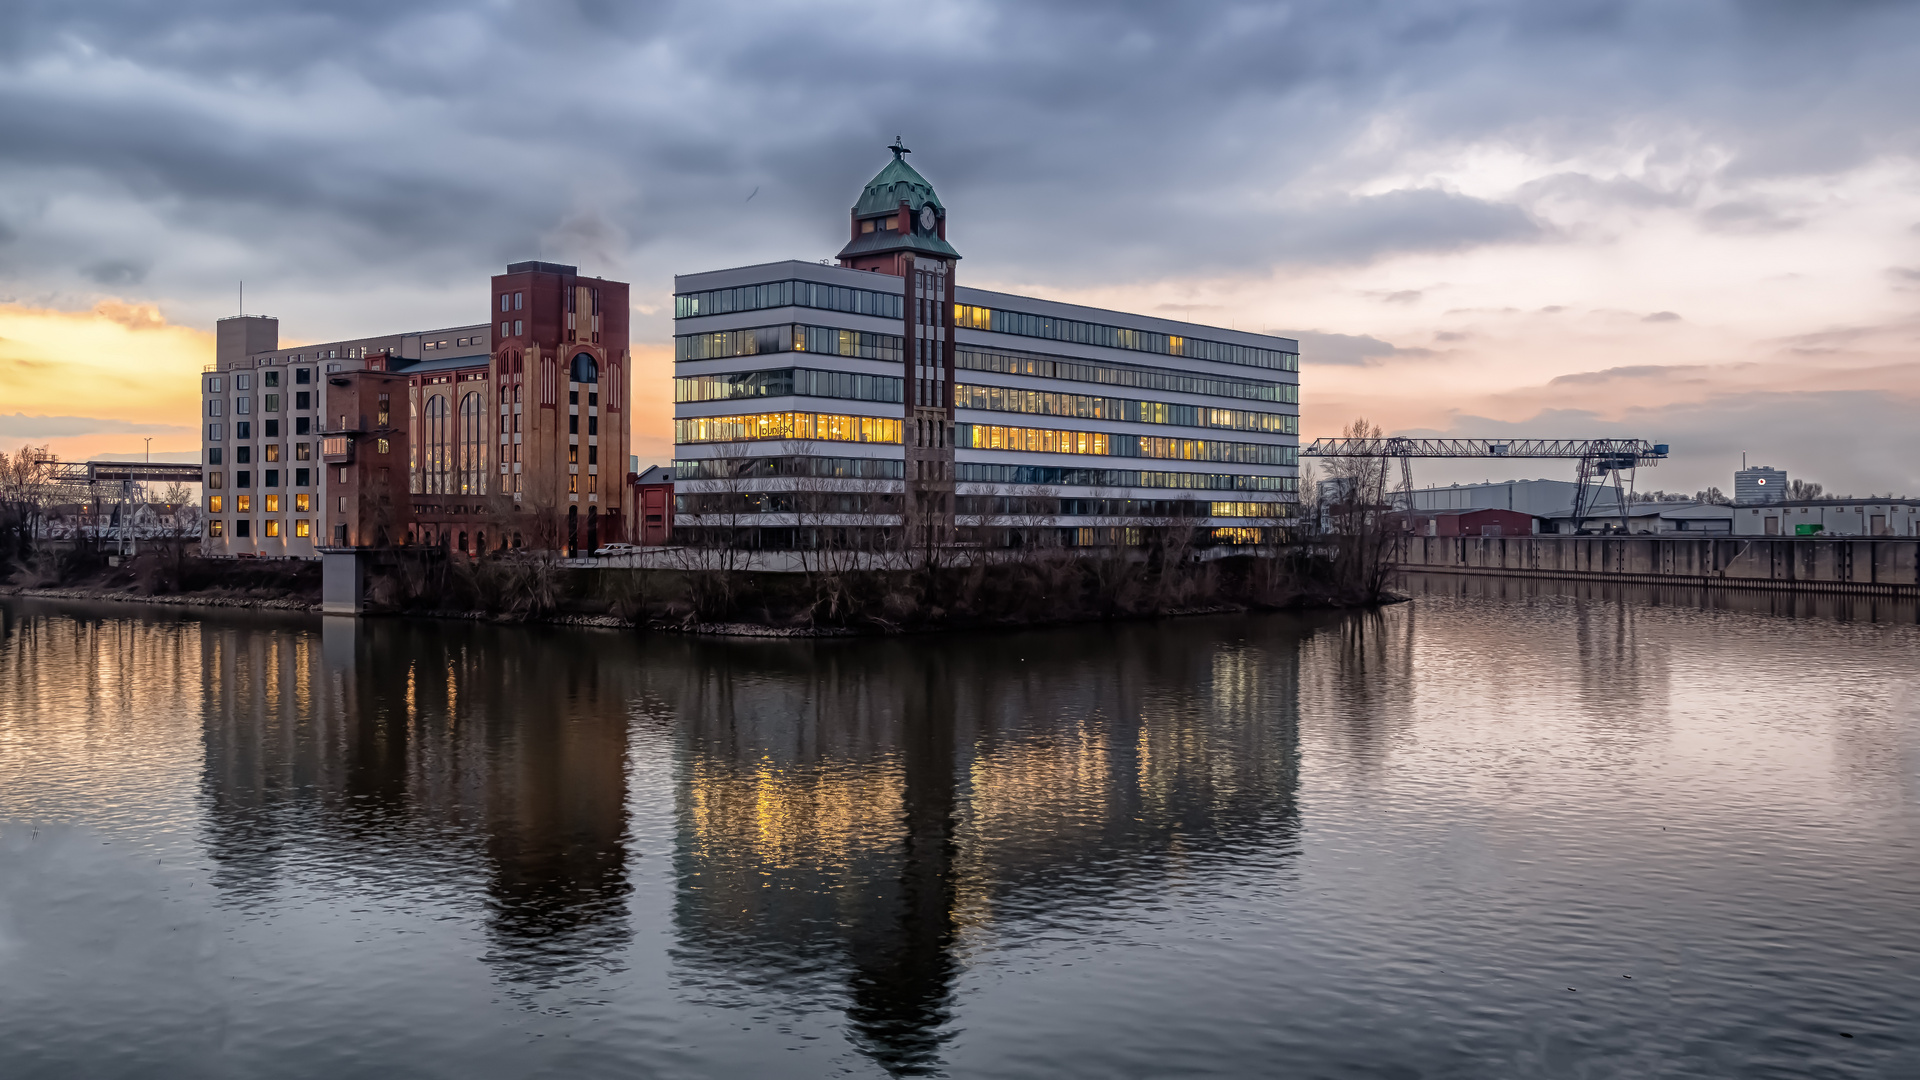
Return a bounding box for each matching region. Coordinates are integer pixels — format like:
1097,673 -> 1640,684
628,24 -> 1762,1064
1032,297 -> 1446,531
1396,535 -> 1920,596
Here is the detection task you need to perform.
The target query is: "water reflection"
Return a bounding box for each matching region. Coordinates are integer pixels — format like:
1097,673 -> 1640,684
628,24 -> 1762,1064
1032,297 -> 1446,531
6,584 -> 1920,1077
647,623 -> 1303,1073
198,617 -> 636,986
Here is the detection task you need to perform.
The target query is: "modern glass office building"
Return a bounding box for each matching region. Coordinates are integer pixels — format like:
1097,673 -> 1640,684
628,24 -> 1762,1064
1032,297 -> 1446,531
671,145 -> 1300,552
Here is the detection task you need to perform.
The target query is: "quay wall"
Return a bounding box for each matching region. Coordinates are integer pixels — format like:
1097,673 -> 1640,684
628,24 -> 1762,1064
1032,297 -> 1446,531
1397,535 -> 1920,596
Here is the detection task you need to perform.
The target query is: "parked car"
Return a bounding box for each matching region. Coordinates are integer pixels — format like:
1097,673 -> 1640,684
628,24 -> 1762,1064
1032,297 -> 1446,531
592,542 -> 636,557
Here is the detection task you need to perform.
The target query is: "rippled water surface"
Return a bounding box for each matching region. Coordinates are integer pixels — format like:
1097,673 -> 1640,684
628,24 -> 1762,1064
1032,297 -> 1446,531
3,577 -> 1918,1078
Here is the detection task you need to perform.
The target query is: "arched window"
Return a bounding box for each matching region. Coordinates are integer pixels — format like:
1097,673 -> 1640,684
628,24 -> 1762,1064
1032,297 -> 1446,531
423,393 -> 450,494
458,391 -> 486,495
571,352 -> 598,384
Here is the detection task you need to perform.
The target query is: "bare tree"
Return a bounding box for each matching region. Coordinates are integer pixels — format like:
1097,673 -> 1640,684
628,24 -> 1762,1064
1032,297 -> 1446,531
668,442 -> 760,621
0,444 -> 54,570
1322,418 -> 1397,603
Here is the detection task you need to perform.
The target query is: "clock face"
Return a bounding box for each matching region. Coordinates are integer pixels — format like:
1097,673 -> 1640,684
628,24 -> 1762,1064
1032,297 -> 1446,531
919,206 -> 936,232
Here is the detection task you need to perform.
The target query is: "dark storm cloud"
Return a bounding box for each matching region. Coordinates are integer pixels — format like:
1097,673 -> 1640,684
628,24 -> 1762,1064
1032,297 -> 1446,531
1,0 -> 1918,329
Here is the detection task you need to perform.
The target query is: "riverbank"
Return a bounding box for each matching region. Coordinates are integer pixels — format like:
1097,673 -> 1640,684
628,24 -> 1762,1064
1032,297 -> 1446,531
7,548 -> 1389,633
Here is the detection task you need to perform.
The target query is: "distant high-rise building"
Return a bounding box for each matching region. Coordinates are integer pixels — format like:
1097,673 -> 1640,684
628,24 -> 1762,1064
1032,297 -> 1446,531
1734,465 -> 1787,505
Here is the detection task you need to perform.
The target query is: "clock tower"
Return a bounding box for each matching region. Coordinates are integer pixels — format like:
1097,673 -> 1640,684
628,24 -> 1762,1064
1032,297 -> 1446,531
836,140 -> 962,552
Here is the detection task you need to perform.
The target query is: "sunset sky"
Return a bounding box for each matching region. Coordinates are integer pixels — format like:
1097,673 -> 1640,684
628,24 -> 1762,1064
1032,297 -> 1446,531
2,1 -> 1917,495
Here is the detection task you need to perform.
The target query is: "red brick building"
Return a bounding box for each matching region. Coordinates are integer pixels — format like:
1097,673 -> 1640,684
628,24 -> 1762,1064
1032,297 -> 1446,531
206,260 -> 631,557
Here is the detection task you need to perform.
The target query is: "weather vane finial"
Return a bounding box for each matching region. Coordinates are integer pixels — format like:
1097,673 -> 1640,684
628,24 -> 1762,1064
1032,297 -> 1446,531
889,136 -> 910,160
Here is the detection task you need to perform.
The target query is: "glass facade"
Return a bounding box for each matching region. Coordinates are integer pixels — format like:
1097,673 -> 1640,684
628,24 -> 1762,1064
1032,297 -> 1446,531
953,304 -> 1298,371
954,384 -> 1298,434
953,463 -> 1296,492
675,411 -> 903,445
957,423 -> 1298,465
675,368 -> 903,405
676,324 -> 904,363
956,347 -> 1297,404
674,279 -> 904,320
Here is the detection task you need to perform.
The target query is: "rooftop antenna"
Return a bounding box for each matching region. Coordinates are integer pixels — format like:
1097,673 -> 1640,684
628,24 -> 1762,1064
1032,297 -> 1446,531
239,280 -> 243,317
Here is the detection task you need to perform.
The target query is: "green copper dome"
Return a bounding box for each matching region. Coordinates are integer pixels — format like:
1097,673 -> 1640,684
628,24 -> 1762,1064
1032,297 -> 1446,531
837,141 -> 961,262
853,144 -> 944,218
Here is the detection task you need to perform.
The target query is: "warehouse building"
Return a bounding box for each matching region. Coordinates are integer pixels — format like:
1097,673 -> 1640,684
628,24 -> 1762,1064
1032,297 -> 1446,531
1733,500 -> 1920,537
200,262 -> 631,557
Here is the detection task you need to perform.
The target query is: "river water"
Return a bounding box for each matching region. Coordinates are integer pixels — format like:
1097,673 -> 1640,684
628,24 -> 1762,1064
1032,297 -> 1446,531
1,576 -> 1917,1078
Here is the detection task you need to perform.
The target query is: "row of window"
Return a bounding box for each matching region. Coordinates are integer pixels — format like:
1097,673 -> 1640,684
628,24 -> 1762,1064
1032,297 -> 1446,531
206,494 -> 315,513
672,455 -> 908,481
207,519 -> 315,538
207,392 -> 316,416
675,492 -> 903,515
674,368 -> 904,405
955,423 -> 1299,465
675,324 -> 904,363
952,305 -> 1298,371
955,347 -> 1297,404
208,419 -> 317,441
673,279 -> 905,320
952,384 -> 1298,434
206,444 -> 311,466
206,469 -> 315,489
674,411 -> 904,445
670,409 -> 1300,466
953,464 -> 1297,492
415,391 -> 490,496
670,366 -> 1299,439
953,495 -> 1291,519
207,369 -> 312,393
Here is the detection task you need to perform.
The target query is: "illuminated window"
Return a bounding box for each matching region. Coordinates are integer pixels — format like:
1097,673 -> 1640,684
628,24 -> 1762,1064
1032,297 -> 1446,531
569,474 -> 578,493
377,438 -> 390,454
588,472 -> 597,493
458,392 -> 486,495
264,444 -> 280,462
209,520 -> 224,537
294,519 -> 311,538
673,411 -> 904,445
264,520 -> 280,537
265,495 -> 281,512
421,393 -> 449,491
208,495 -> 223,513
236,495 -> 251,512
295,494 -> 311,512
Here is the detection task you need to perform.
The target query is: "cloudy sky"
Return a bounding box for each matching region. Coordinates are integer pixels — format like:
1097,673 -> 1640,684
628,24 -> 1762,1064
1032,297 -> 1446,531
3,0 -> 1918,495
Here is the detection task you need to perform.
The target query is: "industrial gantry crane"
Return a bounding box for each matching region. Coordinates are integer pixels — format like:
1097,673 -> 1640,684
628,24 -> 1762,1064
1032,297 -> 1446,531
1301,437 -> 1670,534
34,457 -> 207,555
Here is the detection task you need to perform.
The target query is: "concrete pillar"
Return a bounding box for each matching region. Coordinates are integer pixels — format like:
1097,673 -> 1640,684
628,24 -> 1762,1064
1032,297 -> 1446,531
320,548 -> 368,614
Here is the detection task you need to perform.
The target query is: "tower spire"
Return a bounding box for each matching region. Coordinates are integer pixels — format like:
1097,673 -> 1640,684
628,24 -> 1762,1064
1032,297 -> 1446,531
889,136 -> 910,160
